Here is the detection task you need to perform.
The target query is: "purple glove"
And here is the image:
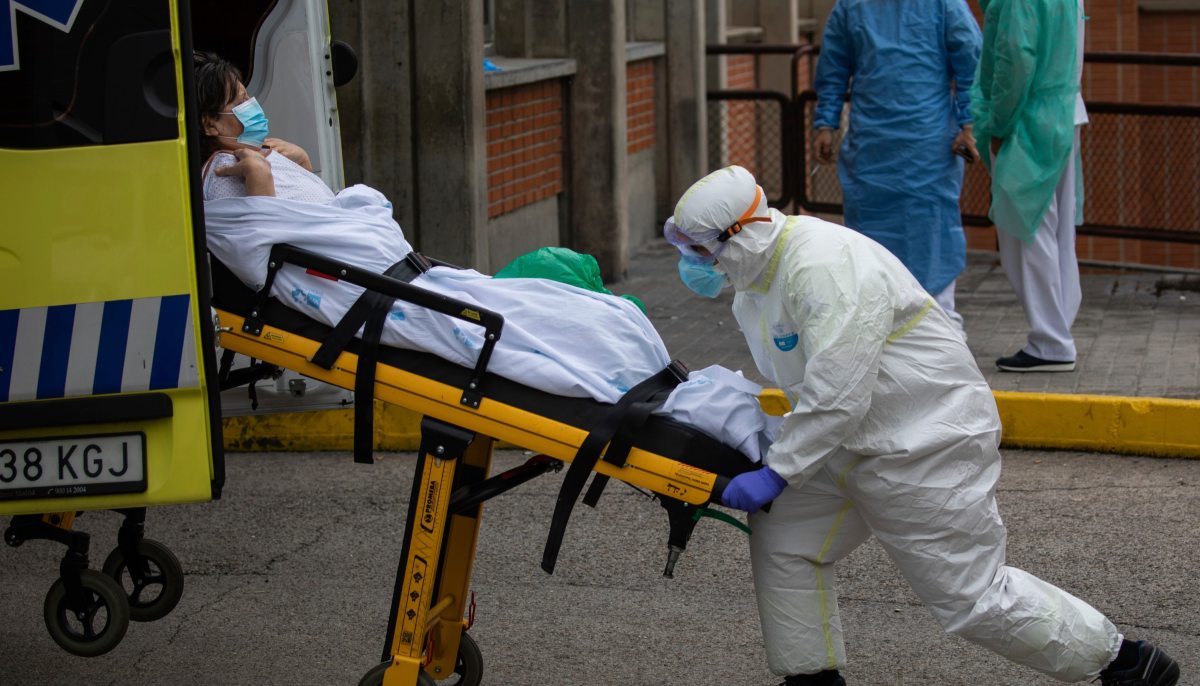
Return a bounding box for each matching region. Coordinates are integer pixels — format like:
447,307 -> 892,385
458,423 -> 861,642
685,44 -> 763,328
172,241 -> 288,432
721,466 -> 787,513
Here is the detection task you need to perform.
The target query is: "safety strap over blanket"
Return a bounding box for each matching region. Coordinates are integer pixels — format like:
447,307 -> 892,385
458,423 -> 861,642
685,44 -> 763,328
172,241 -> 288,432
307,251 -> 432,464
541,360 -> 689,574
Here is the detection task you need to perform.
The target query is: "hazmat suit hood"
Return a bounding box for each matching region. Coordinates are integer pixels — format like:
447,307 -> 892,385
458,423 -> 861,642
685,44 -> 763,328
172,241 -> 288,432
670,165 -> 785,292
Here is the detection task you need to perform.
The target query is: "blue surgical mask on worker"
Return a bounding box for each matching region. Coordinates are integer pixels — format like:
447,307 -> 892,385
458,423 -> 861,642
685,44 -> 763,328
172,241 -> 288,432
219,97 -> 270,147
678,255 -> 727,298
665,183 -> 772,296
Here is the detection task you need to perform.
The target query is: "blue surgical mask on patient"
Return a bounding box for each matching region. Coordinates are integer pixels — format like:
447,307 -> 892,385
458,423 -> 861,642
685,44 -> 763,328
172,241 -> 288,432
220,97 -> 270,147
678,255 -> 727,298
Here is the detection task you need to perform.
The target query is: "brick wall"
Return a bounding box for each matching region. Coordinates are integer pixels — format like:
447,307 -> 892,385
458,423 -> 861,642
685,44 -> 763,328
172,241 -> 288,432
485,81 -> 565,219
1082,0 -> 1142,102
626,60 -> 657,155
1080,5 -> 1200,267
1137,12 -> 1200,104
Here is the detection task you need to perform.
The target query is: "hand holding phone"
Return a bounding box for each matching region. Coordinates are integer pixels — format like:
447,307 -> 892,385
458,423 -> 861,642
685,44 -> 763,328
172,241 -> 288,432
954,143 -> 978,163
952,125 -> 980,164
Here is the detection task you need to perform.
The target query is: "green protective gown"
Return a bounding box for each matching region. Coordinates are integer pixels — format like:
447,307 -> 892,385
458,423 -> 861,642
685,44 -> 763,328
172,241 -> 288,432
494,247 -> 647,313
971,0 -> 1079,243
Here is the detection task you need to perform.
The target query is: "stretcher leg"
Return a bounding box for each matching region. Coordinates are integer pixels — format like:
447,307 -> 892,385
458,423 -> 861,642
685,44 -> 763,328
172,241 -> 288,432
422,434 -> 492,682
363,417 -> 476,686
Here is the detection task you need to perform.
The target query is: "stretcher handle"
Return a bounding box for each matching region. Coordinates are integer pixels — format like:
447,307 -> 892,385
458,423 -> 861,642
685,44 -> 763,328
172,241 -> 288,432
256,244 -> 505,407
711,475 -> 730,504
261,244 -> 505,335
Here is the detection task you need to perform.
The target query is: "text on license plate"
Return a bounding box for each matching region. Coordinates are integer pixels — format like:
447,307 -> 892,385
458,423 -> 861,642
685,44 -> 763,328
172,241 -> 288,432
0,433 -> 147,501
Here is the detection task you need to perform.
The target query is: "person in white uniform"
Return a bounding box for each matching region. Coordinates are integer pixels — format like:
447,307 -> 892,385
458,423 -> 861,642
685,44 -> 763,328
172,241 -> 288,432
666,165 -> 1179,686
972,0 -> 1088,372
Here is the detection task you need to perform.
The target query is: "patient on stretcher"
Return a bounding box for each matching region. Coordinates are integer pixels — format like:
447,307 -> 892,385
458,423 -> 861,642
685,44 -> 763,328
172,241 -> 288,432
195,51 -> 778,460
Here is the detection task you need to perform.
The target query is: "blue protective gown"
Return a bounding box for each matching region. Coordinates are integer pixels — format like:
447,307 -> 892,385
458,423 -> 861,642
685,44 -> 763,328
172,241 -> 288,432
814,0 -> 981,295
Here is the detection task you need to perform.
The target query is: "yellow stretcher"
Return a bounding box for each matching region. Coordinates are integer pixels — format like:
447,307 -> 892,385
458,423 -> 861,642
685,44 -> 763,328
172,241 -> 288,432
210,244 -> 759,686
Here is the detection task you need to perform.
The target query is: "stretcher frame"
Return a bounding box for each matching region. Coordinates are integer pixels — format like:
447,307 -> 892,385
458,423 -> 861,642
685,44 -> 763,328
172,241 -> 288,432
212,244 -> 754,685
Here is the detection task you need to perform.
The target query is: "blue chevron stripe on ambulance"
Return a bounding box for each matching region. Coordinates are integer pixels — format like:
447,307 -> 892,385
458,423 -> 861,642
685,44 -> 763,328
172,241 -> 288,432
0,294 -> 199,402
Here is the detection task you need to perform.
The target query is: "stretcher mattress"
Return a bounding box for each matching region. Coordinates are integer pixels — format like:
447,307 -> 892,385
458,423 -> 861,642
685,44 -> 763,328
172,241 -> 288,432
210,258 -> 759,483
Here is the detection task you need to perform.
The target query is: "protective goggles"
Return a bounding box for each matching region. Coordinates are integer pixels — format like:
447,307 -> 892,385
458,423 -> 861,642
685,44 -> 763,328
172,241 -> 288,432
663,185 -> 771,261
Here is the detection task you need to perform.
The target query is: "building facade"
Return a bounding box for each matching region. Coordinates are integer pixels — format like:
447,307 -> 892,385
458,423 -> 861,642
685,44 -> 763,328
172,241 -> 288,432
330,0 -> 706,281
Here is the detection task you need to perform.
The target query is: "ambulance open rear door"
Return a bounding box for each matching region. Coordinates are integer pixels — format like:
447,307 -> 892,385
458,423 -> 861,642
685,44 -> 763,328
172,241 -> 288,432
0,0 -> 223,656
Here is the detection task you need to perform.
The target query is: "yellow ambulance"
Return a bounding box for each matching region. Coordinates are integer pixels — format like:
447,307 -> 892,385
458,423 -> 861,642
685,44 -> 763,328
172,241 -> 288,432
0,0 -> 349,657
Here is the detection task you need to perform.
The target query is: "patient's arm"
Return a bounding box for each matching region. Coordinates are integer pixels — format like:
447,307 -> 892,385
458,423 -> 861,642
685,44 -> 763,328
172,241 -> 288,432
215,148 -> 276,197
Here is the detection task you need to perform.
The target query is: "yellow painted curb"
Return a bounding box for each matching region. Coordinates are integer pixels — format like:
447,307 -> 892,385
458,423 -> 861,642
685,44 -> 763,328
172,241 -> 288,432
762,388 -> 1200,458
223,401 -> 423,452
224,389 -> 1200,459
993,390 -> 1200,458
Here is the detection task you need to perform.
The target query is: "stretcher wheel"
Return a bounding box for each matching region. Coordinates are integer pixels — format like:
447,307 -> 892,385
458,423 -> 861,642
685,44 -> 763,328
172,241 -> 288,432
358,634 -> 481,686
448,632 -> 483,686
42,569 -> 130,657
101,538 -> 184,622
356,662 -> 437,686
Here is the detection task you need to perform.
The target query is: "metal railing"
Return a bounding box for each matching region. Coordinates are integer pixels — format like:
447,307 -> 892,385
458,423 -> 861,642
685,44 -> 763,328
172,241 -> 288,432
707,46 -> 1200,244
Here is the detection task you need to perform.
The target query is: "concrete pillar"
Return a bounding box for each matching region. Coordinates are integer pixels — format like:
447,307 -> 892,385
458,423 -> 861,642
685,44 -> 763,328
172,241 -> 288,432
567,0 -> 630,281
628,0 -> 670,226
705,0 -> 728,92
410,2 -> 489,270
530,2 -> 568,57
495,1 -> 568,59
494,0 -> 531,57
704,0 -> 727,179
758,0 -> 799,96
730,0 -> 757,26
328,1 -> 416,236
758,0 -> 799,43
665,0 -> 707,203
628,0 -> 666,40
810,0 -> 836,44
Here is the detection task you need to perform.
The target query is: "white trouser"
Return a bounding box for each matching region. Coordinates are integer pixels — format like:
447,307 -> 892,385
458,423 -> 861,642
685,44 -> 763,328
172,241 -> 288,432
996,129 -> 1083,361
748,435 -> 1121,681
934,280 -> 963,330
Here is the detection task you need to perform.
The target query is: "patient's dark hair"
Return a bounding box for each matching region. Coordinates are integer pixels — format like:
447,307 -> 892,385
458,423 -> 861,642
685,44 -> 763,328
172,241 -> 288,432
193,50 -> 242,158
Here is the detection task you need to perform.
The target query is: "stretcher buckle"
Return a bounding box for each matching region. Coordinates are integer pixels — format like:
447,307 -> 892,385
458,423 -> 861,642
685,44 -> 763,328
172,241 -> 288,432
667,359 -> 690,383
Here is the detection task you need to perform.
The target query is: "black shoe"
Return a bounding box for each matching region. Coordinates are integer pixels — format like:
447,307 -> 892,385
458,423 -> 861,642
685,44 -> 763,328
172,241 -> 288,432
996,350 -> 1076,372
1099,641 -> 1180,686
780,671 -> 845,686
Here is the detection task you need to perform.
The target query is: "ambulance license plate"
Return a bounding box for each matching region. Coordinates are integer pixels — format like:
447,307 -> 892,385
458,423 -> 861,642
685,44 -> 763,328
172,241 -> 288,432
0,433 -> 147,501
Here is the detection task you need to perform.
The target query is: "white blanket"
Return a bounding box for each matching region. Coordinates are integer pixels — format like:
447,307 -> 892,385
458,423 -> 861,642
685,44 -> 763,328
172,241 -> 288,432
205,185 -> 775,460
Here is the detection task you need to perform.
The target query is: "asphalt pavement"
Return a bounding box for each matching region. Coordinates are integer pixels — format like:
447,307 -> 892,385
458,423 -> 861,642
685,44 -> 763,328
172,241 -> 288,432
2,449 -> 1197,686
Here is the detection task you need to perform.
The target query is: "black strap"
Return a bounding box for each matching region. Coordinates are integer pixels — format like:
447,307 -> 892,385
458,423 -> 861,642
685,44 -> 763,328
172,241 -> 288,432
309,290 -> 380,371
540,363 -> 687,574
581,360 -> 688,508
299,254 -> 428,465
247,358 -> 260,411
580,389 -> 670,508
353,289 -> 391,464
310,253 -> 427,370
218,348 -> 236,385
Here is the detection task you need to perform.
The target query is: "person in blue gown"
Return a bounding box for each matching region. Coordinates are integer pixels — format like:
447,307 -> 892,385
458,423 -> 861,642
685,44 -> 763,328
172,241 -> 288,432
813,0 -> 981,328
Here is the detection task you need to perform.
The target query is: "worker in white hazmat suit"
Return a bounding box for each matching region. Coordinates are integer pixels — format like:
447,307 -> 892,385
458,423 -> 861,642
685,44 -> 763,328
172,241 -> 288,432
664,166 -> 1179,686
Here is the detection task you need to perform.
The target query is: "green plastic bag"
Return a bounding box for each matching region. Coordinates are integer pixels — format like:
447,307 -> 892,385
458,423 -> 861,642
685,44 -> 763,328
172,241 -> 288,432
494,247 -> 647,313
